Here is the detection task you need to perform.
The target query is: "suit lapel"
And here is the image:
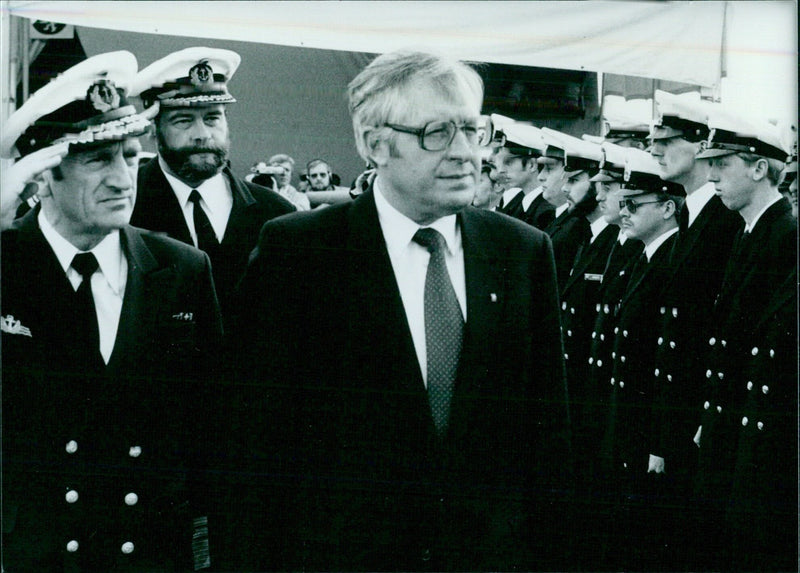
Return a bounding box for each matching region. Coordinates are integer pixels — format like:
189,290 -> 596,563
563,224 -> 617,292
219,168 -> 258,248
345,191 -> 425,393
619,234 -> 675,307
137,161 -> 193,244
106,227 -> 166,372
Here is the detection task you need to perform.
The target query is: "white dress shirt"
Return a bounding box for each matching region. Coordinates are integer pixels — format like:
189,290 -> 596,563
555,203 -> 569,218
589,218 -> 609,244
521,186 -> 544,212
500,187 -> 523,208
39,211 -> 127,364
684,182 -> 716,227
644,227 -> 679,261
373,181 -> 467,386
160,157 -> 233,247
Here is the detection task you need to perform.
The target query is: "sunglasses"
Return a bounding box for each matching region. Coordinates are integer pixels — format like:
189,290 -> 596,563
619,198 -> 665,214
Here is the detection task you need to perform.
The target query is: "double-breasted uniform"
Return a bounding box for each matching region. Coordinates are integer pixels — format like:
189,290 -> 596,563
2,209 -> 224,572
650,194 -> 741,480
694,198 -> 797,570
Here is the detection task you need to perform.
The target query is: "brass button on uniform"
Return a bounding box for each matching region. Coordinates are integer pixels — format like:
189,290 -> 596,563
66,440 -> 78,454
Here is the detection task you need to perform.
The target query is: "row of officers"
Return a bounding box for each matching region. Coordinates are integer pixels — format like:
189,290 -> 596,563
487,93 -> 797,571
1,46 -> 797,572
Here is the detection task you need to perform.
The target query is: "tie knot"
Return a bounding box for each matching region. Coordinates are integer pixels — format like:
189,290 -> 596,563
72,252 -> 99,279
189,189 -> 203,204
413,228 -> 447,254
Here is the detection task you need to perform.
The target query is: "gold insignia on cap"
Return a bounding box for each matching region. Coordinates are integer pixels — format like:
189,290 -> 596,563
189,61 -> 214,87
623,160 -> 631,182
87,79 -> 121,113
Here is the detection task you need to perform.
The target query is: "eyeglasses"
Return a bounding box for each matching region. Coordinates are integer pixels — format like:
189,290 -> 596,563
384,116 -> 493,151
619,198 -> 665,214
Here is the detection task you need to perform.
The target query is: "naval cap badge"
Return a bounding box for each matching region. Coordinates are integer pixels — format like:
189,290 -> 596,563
189,60 -> 214,87
87,79 -> 121,113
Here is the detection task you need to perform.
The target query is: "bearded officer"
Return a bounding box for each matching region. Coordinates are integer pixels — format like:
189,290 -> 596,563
128,47 -> 294,319
1,52 -> 223,571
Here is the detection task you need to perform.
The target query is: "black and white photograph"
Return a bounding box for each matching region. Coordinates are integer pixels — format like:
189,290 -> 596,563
1,2 -> 797,571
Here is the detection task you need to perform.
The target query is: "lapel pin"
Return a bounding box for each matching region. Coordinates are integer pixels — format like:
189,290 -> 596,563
490,293 -> 498,303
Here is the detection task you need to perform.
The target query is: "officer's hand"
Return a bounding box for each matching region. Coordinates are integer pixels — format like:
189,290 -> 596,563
647,454 -> 665,474
1,142 -> 69,229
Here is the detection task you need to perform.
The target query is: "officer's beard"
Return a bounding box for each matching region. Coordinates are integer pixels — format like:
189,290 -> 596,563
158,132 -> 230,184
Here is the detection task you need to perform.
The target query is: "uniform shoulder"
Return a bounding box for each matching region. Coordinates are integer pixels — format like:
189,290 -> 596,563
466,207 -> 549,248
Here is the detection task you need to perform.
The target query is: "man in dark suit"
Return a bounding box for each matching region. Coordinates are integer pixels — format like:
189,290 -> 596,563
494,123 -> 555,230
128,47 -> 295,318
693,110 -> 796,571
232,50 -> 572,572
1,52 -> 223,572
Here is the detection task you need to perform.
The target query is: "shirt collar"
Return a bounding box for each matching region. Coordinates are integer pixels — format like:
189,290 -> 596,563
502,187 -> 523,205
644,227 -> 678,261
684,182 -> 716,226
159,156 -> 229,212
744,193 -> 782,233
38,210 -> 125,295
555,203 -> 569,218
521,186 -> 544,210
373,179 -> 459,256
589,218 -> 609,243
617,228 -> 629,245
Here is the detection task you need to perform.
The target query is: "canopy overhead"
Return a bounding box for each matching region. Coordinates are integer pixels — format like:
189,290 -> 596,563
7,1 -> 729,87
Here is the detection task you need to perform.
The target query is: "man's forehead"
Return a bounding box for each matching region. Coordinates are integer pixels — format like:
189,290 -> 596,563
161,104 -> 225,117
67,137 -> 141,158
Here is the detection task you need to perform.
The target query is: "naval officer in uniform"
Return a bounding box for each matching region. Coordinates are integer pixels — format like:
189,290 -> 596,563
1,52 -> 223,571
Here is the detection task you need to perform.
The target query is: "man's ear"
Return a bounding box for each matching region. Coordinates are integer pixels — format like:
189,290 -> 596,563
663,198 -> 677,219
38,169 -> 55,198
365,129 -> 390,167
751,158 -> 768,181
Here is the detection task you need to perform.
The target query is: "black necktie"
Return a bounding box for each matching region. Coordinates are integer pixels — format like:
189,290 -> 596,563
71,252 -> 104,366
413,228 -> 464,437
189,190 -> 219,253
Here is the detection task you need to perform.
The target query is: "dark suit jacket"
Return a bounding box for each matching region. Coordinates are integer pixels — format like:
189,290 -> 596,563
131,159 -> 295,318
230,189 -> 572,571
545,209 -> 592,291
2,209 -> 223,572
520,191 -> 556,230
650,195 -> 742,477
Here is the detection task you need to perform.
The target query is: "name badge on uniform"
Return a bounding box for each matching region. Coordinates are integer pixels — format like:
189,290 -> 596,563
584,273 -> 603,282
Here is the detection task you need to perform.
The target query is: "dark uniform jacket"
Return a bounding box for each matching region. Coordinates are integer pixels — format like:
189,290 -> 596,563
495,188 -> 524,216
560,223 -> 618,464
510,190 -> 557,231
727,269 -> 798,571
545,208 -> 592,291
229,189 -> 573,572
2,209 -> 224,572
695,198 -> 797,522
600,232 -> 677,477
131,159 -> 295,319
650,194 -> 742,481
